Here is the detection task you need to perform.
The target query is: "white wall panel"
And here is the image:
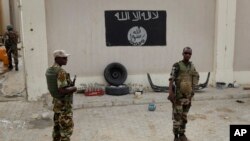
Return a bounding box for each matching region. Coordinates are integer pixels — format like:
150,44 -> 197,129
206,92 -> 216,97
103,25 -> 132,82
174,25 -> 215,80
45,0 -> 215,78
234,0 -> 250,71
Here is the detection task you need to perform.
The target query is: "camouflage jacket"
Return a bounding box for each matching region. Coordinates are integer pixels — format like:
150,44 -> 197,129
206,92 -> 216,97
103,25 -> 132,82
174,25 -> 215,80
170,60 -> 199,98
3,31 -> 19,47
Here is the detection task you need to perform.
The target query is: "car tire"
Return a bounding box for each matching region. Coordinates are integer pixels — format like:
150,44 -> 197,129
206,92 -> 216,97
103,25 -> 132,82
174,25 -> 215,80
105,85 -> 129,96
104,62 -> 127,86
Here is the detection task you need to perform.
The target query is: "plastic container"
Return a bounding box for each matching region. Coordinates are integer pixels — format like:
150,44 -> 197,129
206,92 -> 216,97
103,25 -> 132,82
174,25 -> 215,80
84,89 -> 104,96
148,103 -> 156,111
0,47 -> 9,66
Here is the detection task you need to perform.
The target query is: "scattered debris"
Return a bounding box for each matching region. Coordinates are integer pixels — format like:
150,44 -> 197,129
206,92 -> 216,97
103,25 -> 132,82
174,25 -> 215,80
227,81 -> 240,88
31,112 -> 52,120
188,114 -> 207,120
77,83 -> 105,96
0,119 -> 26,129
31,113 -> 41,119
236,100 -> 245,103
218,114 -> 231,120
216,107 -> 234,113
127,83 -> 144,94
41,112 -> 51,120
243,85 -> 250,90
28,118 -> 53,129
134,91 -> 143,99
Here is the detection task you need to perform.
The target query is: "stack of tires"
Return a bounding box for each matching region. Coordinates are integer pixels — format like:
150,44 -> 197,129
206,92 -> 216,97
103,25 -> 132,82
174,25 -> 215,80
104,62 -> 129,96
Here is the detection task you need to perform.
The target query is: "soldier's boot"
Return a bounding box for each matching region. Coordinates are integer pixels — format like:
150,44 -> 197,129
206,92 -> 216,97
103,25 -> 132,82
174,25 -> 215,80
53,137 -> 61,141
179,133 -> 188,141
15,64 -> 18,71
8,65 -> 13,70
61,137 -> 70,141
174,134 -> 180,141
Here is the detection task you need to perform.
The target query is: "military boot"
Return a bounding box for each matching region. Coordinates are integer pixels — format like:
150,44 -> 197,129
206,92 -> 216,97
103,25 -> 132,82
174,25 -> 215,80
174,134 -> 180,141
53,137 -> 61,141
15,66 -> 18,71
8,65 -> 13,70
179,133 -> 188,141
15,63 -> 18,71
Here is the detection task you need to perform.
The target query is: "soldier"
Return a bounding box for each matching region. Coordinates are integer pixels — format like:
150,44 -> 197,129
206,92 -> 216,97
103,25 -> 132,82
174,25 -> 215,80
3,25 -> 19,71
46,50 -> 77,141
168,47 -> 199,141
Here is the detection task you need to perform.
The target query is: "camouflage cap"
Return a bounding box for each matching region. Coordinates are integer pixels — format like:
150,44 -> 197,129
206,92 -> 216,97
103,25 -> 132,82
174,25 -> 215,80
53,50 -> 70,58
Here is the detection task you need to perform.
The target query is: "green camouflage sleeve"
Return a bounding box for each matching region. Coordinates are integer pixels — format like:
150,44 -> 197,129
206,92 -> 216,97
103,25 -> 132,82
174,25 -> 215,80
169,63 -> 179,81
192,64 -> 200,83
57,69 -> 68,88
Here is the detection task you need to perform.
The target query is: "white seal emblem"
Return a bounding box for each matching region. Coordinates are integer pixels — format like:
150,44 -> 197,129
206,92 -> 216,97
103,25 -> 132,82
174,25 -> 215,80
127,26 -> 147,46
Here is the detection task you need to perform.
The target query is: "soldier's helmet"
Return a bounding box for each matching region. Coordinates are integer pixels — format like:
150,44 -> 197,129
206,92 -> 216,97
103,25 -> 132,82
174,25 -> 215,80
7,25 -> 13,31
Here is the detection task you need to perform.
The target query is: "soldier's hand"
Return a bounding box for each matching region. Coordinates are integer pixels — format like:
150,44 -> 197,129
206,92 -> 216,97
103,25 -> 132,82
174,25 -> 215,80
168,93 -> 175,103
71,86 -> 77,92
65,86 -> 77,93
189,94 -> 194,101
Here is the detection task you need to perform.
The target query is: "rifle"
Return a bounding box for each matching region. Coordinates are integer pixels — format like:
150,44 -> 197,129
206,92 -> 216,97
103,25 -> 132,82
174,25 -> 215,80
171,83 -> 176,120
72,75 -> 76,86
65,74 -> 77,98
66,73 -> 77,87
168,81 -> 176,104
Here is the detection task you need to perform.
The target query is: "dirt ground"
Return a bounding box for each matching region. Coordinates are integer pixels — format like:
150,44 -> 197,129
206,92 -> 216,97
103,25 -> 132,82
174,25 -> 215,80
0,98 -> 250,141
0,47 -> 26,101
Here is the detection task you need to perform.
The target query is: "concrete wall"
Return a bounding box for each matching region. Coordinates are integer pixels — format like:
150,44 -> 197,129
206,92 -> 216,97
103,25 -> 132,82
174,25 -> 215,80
233,0 -> 250,84
45,0 -> 215,85
9,0 -> 21,35
213,0 -> 236,83
0,0 -> 10,34
0,0 -> 4,34
234,0 -> 250,71
7,0 -> 250,101
20,0 -> 48,101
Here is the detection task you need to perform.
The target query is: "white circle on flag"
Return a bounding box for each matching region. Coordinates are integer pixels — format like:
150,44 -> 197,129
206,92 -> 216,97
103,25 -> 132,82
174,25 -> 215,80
127,26 -> 147,46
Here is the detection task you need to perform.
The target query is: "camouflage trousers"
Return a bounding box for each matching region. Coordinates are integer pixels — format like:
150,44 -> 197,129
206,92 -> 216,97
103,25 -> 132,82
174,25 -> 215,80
6,45 -> 18,67
172,98 -> 191,135
53,98 -> 74,141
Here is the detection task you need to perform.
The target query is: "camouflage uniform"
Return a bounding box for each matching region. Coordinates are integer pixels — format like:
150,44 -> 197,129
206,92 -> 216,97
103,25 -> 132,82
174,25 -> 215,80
3,31 -> 19,70
169,60 -> 199,135
51,63 -> 74,141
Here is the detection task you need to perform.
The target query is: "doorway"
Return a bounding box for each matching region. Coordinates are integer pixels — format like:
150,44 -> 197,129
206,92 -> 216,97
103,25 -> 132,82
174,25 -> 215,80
0,0 -> 26,101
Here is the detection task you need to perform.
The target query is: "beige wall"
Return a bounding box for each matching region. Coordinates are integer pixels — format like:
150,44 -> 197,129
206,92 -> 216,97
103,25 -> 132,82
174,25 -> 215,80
0,0 -> 11,35
0,0 -> 3,34
234,0 -> 250,71
20,0 -> 48,101
45,0 -> 215,77
18,0 -> 250,101
9,0 -> 21,35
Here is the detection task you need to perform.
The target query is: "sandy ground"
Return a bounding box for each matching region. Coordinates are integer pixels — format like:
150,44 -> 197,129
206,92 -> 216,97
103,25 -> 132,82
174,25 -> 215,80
0,47 -> 26,101
0,98 -> 250,141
